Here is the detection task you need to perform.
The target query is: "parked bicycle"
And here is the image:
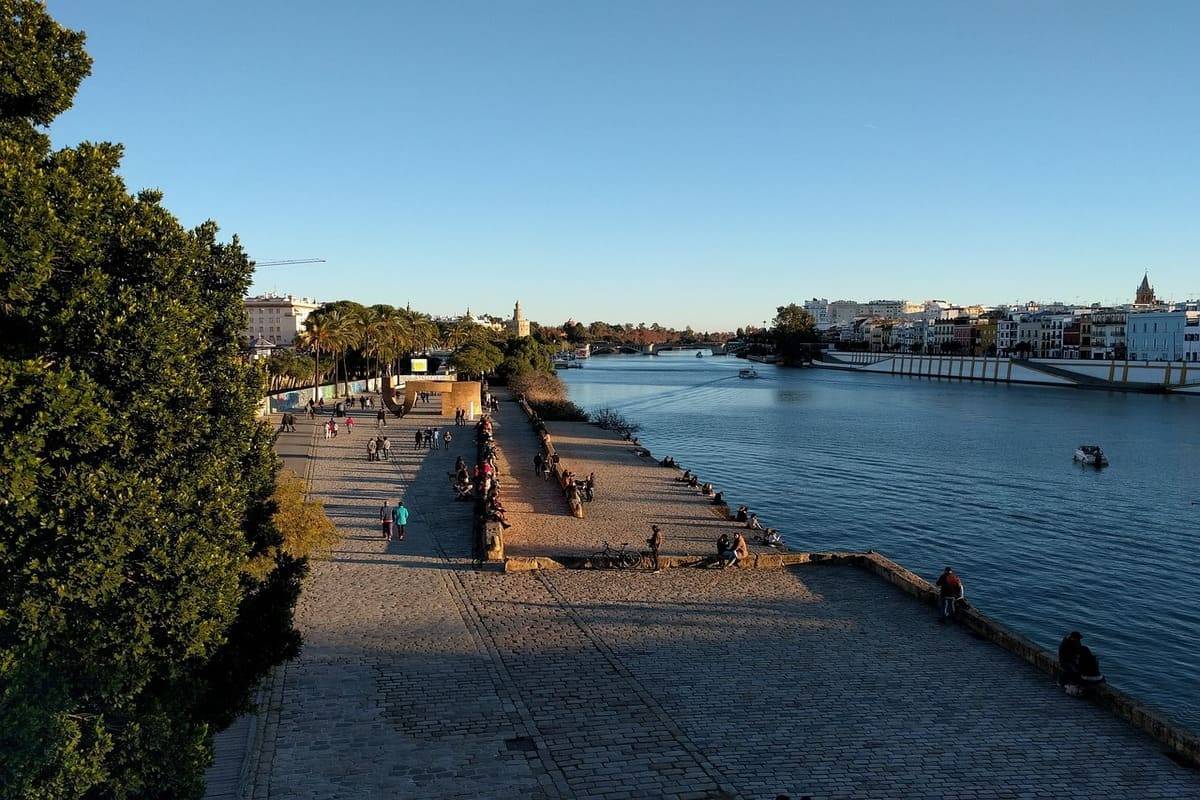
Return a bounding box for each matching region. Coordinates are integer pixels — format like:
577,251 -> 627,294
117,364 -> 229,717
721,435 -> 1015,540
588,541 -> 640,570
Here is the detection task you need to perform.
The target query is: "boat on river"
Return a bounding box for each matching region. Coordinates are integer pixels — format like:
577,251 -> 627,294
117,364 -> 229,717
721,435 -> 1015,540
1074,445 -> 1109,466
695,351 -> 703,358
738,367 -> 759,379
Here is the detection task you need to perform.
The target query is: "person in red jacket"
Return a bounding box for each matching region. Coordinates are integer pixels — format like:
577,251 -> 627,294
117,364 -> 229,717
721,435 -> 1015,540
935,567 -> 965,621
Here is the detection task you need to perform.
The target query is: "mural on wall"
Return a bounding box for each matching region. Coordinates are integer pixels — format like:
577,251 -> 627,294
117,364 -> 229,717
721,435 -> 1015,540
268,379 -> 376,412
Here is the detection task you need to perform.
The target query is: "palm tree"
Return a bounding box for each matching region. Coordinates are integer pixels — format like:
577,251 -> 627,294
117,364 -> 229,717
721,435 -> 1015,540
375,307 -> 413,377
322,308 -> 359,397
397,308 -> 436,355
355,306 -> 382,389
297,314 -> 341,402
445,317 -> 480,350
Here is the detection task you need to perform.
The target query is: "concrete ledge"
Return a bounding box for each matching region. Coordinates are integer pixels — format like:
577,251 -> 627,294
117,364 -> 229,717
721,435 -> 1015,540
504,555 -> 568,572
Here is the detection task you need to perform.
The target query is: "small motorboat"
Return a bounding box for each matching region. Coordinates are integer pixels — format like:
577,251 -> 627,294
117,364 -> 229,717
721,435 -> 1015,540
738,367 -> 759,379
696,351 -> 703,358
1074,445 -> 1109,466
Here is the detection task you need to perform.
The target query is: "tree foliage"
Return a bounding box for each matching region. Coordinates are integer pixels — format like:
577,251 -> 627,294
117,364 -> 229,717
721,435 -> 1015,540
1,4 -> 302,796
495,336 -> 554,383
450,340 -> 503,379
770,303 -> 819,365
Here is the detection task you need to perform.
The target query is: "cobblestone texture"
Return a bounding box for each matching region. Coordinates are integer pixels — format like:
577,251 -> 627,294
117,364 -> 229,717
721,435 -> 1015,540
501,411 -> 773,561
245,400 -> 1200,799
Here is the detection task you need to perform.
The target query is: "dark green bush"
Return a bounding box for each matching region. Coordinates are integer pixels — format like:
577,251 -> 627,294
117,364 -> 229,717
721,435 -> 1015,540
529,399 -> 589,421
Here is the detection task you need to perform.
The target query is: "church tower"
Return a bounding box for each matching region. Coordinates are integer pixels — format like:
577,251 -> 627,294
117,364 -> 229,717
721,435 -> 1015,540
1135,272 -> 1156,305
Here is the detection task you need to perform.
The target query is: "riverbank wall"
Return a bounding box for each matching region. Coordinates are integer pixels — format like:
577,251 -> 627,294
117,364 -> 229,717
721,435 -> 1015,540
816,352 -> 1200,394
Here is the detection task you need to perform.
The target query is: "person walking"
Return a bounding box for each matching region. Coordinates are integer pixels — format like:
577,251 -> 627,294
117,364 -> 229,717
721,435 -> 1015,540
345,415 -> 355,434
533,452 -> 543,478
414,429 -> 423,450
935,567 -> 965,622
377,408 -> 386,429
379,501 -> 392,540
392,500 -> 409,541
323,419 -> 332,439
367,438 -> 377,462
647,525 -> 663,573
331,420 -> 339,438
444,430 -> 452,448
381,436 -> 391,461
432,428 -> 441,450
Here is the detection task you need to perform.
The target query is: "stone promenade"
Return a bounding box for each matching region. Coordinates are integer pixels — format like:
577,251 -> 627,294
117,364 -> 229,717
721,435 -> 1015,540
494,397 -> 775,562
232,397 -> 1199,799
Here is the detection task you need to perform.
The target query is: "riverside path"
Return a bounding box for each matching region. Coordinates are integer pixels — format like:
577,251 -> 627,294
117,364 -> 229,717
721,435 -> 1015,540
227,396 -> 1199,799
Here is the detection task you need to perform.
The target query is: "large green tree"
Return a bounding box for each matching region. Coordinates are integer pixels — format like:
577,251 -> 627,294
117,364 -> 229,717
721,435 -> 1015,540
0,3 -> 301,796
770,303 -> 819,365
450,340 -> 503,379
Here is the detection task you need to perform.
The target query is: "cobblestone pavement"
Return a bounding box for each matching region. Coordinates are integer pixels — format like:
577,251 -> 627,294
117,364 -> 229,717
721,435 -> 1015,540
489,392 -> 576,547
244,400 -> 1200,799
502,415 -> 776,561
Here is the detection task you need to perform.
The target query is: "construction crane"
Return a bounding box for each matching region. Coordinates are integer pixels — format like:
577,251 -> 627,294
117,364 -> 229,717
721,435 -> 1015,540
254,258 -> 326,267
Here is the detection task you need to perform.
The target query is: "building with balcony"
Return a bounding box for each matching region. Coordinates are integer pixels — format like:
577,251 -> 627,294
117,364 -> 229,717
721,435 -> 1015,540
244,293 -> 321,348
804,298 -> 831,329
1079,312 -> 1126,360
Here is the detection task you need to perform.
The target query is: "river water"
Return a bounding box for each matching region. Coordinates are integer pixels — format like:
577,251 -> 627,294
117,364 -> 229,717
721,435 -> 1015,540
562,352 -> 1200,733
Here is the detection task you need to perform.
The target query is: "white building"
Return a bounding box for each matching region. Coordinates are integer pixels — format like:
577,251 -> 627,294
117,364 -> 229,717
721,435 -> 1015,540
1016,313 -> 1071,358
828,300 -> 863,326
864,299 -> 905,319
929,319 -> 956,352
996,318 -> 1020,356
244,293 -> 321,348
892,320 -> 926,352
1126,311 -> 1200,361
804,298 -> 831,329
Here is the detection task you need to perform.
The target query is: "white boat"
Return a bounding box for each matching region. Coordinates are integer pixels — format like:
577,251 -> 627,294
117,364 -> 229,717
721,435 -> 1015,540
1074,445 -> 1109,466
738,367 -> 759,379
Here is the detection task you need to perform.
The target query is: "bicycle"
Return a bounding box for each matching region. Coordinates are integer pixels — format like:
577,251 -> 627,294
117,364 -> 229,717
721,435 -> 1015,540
588,541 -> 640,570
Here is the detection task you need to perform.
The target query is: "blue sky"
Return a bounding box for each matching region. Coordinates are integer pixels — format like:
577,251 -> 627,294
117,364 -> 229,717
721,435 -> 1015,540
47,1 -> 1199,329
